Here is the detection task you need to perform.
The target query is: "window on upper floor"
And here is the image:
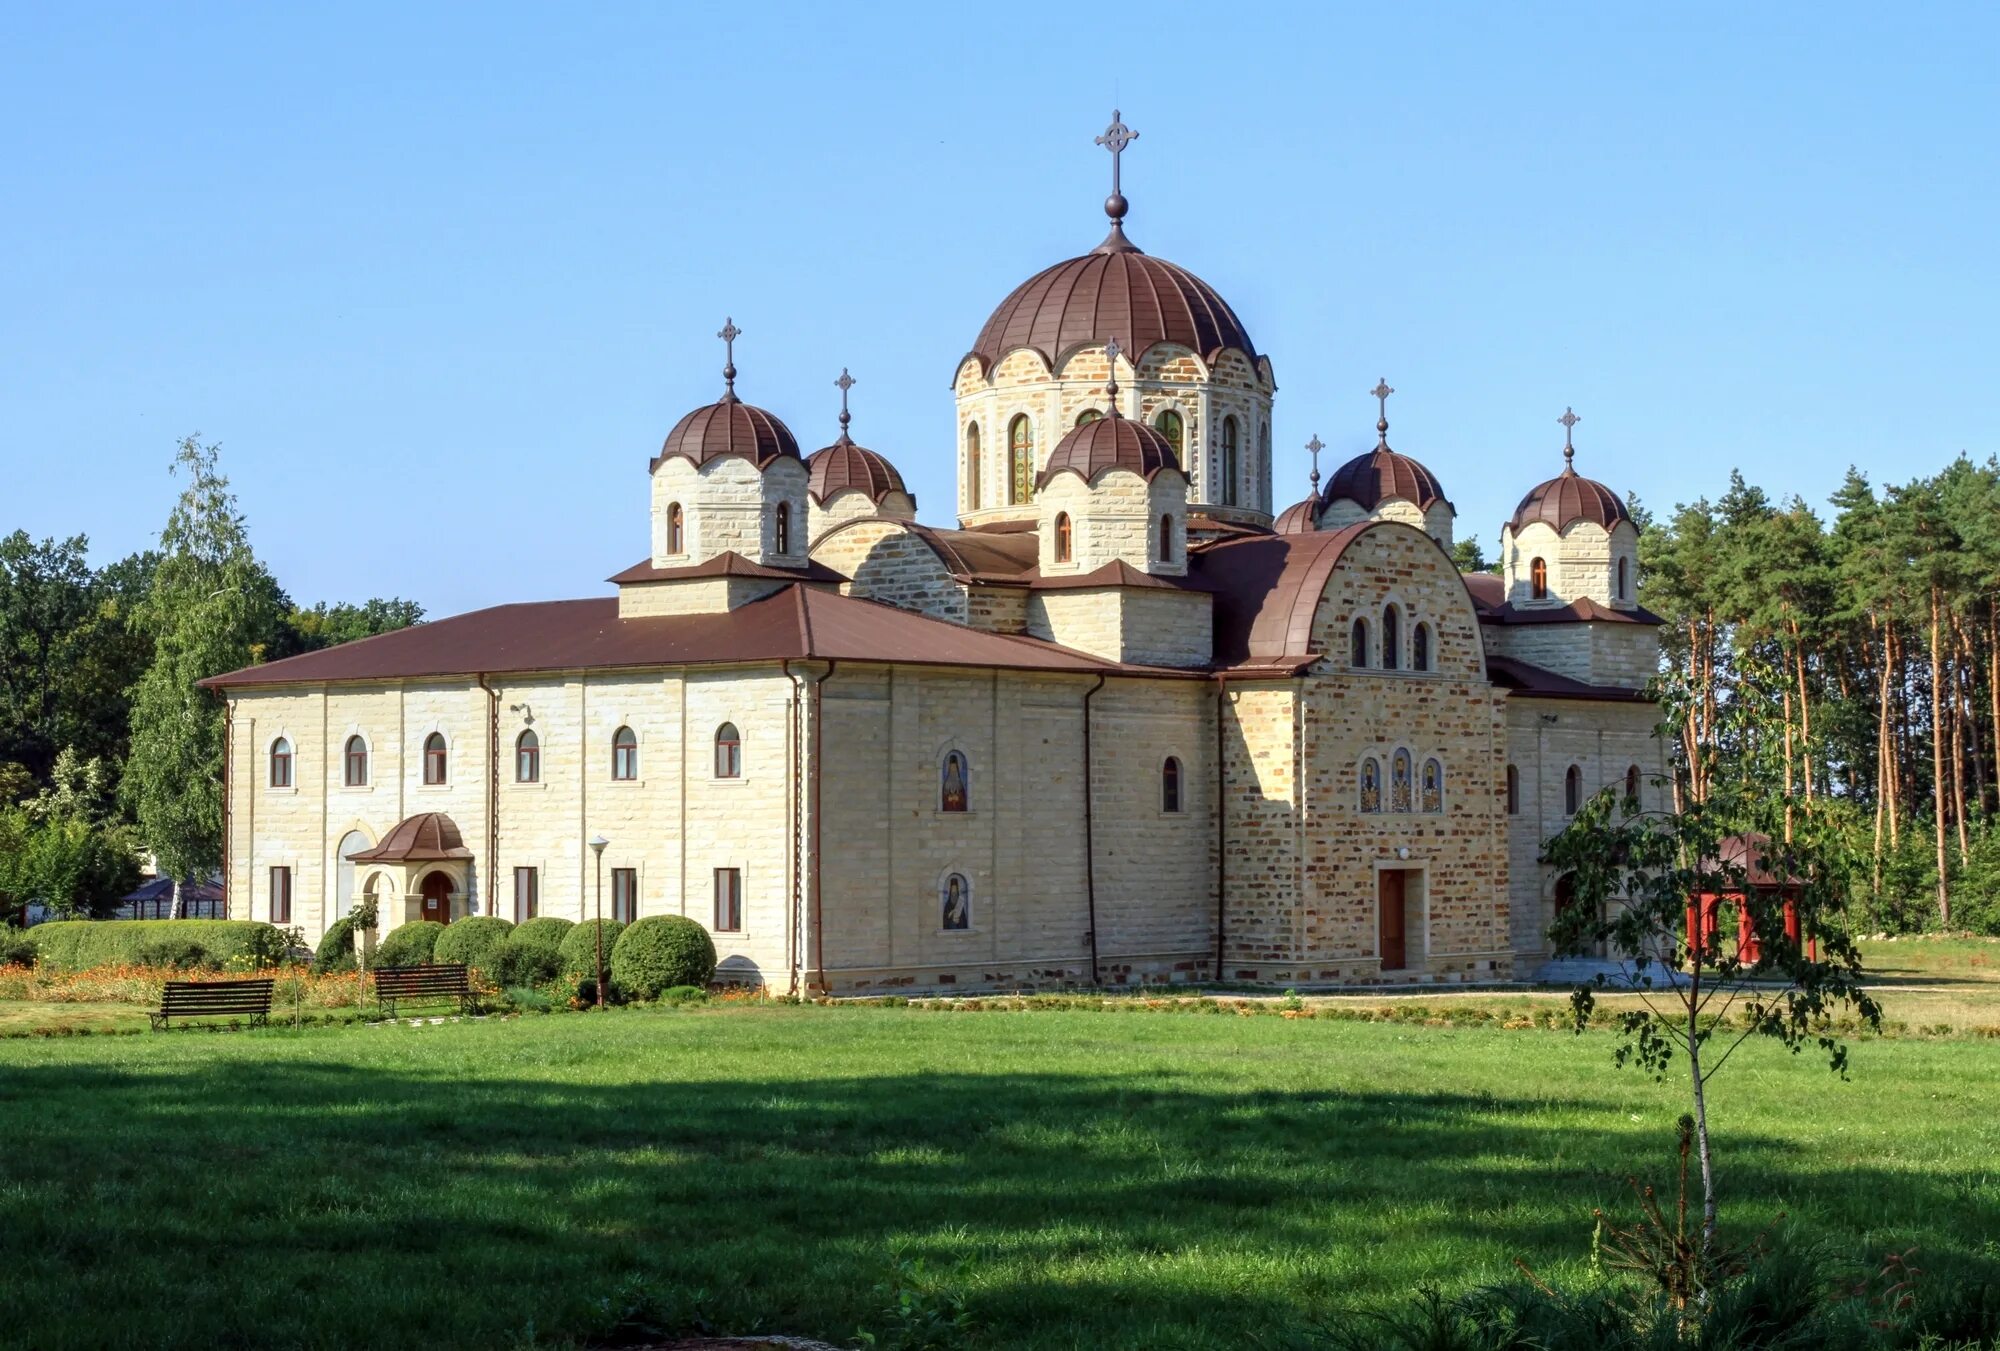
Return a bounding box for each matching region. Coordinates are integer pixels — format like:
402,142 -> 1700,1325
1626,764 -> 1642,803
1159,514 -> 1174,563
666,502 -> 685,555
774,502 -> 791,554
1381,605 -> 1401,671
714,722 -> 741,779
1008,415 -> 1034,505
1074,408 -> 1102,428
1221,416 -> 1240,506
423,732 -> 447,785
965,422 -> 982,509
1351,618 -> 1369,668
269,738 -> 292,789
1565,764 -> 1583,815
1054,512 -> 1074,563
343,736 -> 368,787
1153,409 -> 1184,459
1505,764 -> 1519,815
1618,555 -> 1630,600
612,726 -> 638,781
1412,622 -> 1431,672
515,729 -> 540,783
1531,556 -> 1549,600
1162,756 -> 1183,813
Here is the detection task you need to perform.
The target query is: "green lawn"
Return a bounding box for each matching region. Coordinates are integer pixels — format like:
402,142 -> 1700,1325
0,1005 -> 1994,1350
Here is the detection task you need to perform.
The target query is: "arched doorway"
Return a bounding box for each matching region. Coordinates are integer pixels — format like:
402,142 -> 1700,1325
419,872 -> 454,925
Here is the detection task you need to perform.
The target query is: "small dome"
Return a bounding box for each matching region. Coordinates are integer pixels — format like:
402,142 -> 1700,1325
653,394 -> 801,472
805,436 -> 910,506
1273,498 -> 1319,534
1509,460 -> 1632,534
967,227 -> 1257,374
349,811 -> 472,863
1038,414 -> 1182,488
1321,446 -> 1449,512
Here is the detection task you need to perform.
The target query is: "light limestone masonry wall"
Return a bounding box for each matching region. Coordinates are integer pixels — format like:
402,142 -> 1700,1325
618,576 -> 788,618
815,666 -> 1214,991
811,519 -> 970,624
807,488 -> 916,544
1025,588 -> 1212,668
1481,620 -> 1661,688
1503,695 -> 1669,960
1500,520 -> 1639,610
1034,468 -> 1188,576
651,455 -> 809,569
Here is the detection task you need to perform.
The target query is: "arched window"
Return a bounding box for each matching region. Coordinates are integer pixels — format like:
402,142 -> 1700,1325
965,422 -> 982,508
774,502 -> 791,554
666,502 -> 684,555
1161,756 -> 1183,813
1153,409 -> 1184,459
612,726 -> 638,781
1422,758 -> 1444,813
1531,557 -> 1549,600
1412,623 -> 1431,673
515,729 -> 540,783
1075,408 -> 1103,428
1381,605 -> 1401,671
1053,512 -> 1073,563
268,737 -> 292,789
1008,415 -> 1034,505
1564,764 -> 1582,815
1391,750 -> 1413,811
423,732 -> 448,785
941,873 -> 972,931
1221,416 -> 1240,506
343,735 -> 368,787
1258,422 -> 1271,508
1359,757 -> 1381,813
1626,764 -> 1642,803
1617,555 -> 1630,600
1159,514 -> 1174,563
1350,618 -> 1369,668
714,722 -> 741,779
1505,764 -> 1519,815
941,751 -> 969,812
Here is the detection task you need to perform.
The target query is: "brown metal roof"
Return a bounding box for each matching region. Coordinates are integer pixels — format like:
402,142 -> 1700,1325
606,553 -> 847,585
1272,497 -> 1319,535
1195,524 -> 1371,670
804,437 -> 911,506
652,395 -> 802,472
1027,559 -> 1212,592
350,812 -> 473,863
1508,462 -> 1632,534
965,228 -> 1258,375
1038,414 -> 1183,489
200,584 -> 1201,690
1321,446 -> 1449,512
1704,832 -> 1800,889
1485,655 -> 1649,703
908,524 -> 1040,581
1461,572 -> 1505,613
1483,597 -> 1663,626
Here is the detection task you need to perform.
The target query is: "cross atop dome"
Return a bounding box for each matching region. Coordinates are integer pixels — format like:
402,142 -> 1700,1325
1371,378 -> 1395,447
1558,405 -> 1580,469
835,367 -> 855,444
1307,433 -> 1325,495
718,317 -> 742,399
1104,336 -> 1122,411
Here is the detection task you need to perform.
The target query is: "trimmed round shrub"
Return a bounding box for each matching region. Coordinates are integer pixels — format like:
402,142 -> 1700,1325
610,916 -> 717,1001
133,935 -> 217,970
432,915 -> 513,975
313,916 -> 358,974
559,918 -> 626,981
375,920 -> 444,968
0,929 -> 37,968
493,916 -> 573,986
29,919 -> 289,973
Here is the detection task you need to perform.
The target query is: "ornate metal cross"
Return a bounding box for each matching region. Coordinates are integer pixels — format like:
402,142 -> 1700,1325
1371,379 -> 1394,446
718,317 -> 741,395
1558,406 -> 1580,465
1095,110 -> 1138,197
1371,379 -> 1394,419
1104,336 -> 1122,404
835,367 -> 855,439
1307,433 -> 1325,491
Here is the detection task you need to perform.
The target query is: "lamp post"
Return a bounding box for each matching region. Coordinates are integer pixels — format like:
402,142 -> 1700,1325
589,835 -> 610,1007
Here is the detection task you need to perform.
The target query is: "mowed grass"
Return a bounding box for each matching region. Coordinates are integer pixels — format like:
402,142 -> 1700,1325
0,1006 -> 1995,1350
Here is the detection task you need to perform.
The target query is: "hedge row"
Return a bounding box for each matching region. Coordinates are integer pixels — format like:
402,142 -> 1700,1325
29,920 -> 290,973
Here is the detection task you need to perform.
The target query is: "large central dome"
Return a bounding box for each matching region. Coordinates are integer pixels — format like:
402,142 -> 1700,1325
967,224 -> 1257,373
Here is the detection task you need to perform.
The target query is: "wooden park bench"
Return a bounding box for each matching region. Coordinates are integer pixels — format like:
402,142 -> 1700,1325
374,963 -> 473,1018
149,978 -> 274,1030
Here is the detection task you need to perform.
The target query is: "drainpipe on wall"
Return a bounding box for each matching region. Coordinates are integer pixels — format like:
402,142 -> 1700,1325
478,674 -> 499,917
217,690 -> 232,920
783,660 -> 804,998
1214,674 -> 1229,982
808,661 -> 835,995
1082,672 -> 1107,987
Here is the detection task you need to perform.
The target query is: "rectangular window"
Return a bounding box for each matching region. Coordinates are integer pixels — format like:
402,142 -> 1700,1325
270,866 -> 292,925
513,866 -> 538,924
611,867 -> 638,925
713,868 -> 741,932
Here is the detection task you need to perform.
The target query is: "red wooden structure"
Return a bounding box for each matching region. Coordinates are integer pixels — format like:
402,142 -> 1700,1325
1686,831 -> 1816,966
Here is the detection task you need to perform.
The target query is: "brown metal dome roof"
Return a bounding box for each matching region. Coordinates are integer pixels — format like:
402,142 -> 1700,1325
349,812 -> 472,863
804,437 -> 910,506
652,394 -> 802,473
1321,446 -> 1449,512
1509,459 -> 1632,534
967,226 -> 1258,375
1038,413 -> 1182,488
1273,497 -> 1320,534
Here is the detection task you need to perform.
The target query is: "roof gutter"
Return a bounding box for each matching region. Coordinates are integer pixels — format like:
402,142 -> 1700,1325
478,674 -> 498,916
1082,672 -> 1107,987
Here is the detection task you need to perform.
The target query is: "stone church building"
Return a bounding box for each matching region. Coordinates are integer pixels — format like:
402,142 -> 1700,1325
205,115 -> 1665,994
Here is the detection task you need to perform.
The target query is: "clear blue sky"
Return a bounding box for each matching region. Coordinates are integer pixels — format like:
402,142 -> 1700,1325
4,4 -> 1995,616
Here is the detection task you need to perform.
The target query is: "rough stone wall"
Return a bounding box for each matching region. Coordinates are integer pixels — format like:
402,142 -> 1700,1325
1500,520 -> 1639,611
618,576 -> 786,617
1503,695 -> 1669,959
1317,495 -> 1455,549
965,585 -> 1029,635
810,519 -> 970,624
651,455 -> 809,569
1025,588 -> 1212,668
1481,620 -> 1660,688
815,666 -> 1214,992
807,488 -> 916,544
1034,468 -> 1188,577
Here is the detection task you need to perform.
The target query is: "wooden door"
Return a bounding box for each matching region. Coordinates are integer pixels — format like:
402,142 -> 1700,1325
1378,869 -> 1406,970
420,873 -> 452,925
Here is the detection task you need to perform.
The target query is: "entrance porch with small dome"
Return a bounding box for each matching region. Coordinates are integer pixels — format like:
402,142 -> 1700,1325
347,812 -> 476,927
